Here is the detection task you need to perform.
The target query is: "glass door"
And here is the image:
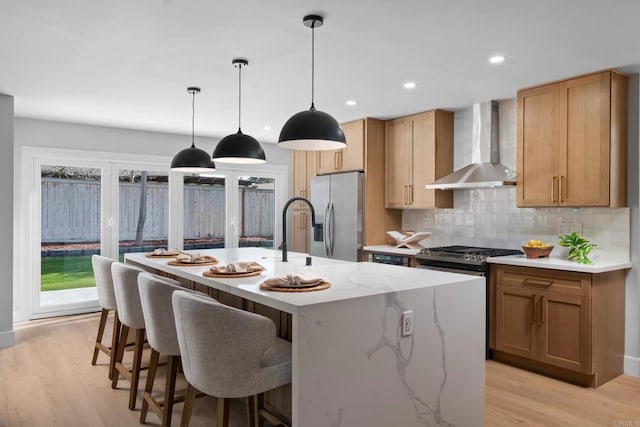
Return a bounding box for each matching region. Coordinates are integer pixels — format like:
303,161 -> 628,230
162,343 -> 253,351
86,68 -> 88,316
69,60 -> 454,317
238,176 -> 275,248
118,169 -> 169,260
38,164 -> 102,314
183,174 -> 226,249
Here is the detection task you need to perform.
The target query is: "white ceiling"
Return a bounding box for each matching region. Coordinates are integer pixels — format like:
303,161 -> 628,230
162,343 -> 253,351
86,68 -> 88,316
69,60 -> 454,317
1,0 -> 640,144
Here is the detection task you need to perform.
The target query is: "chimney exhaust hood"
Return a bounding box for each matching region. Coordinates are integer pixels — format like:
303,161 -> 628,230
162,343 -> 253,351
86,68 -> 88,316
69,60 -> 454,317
426,101 -> 516,190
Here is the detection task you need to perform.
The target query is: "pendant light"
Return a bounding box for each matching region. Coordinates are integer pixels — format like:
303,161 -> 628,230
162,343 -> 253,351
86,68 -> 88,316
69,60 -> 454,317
212,59 -> 266,164
170,87 -> 217,173
278,14 -> 346,151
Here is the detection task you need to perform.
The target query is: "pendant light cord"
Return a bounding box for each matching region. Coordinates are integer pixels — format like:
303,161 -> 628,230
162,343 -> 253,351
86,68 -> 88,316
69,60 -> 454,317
190,89 -> 196,148
237,62 -> 242,131
311,20 -> 315,110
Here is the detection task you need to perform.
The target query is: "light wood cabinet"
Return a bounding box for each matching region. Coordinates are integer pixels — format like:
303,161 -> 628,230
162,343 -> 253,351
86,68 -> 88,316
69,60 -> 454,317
517,70 -> 627,207
385,110 -> 454,209
291,150 -> 316,253
490,264 -> 625,387
316,120 -> 365,175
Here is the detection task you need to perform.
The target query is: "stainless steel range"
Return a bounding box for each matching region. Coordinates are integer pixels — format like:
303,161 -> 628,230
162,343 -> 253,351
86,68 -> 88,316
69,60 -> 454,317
416,245 -> 523,359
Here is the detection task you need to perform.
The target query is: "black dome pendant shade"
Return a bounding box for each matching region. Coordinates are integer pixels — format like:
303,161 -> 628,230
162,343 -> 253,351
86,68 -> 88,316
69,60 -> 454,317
278,14 -> 346,151
212,59 -> 266,164
171,87 -> 216,173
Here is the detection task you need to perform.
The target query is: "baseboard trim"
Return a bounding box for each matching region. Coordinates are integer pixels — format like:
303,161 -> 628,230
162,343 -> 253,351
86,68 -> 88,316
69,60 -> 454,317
0,329 -> 15,348
624,355 -> 640,377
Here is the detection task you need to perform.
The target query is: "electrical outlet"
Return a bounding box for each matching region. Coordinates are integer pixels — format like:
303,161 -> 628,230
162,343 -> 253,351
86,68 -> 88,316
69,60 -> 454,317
401,311 -> 414,337
570,222 -> 583,234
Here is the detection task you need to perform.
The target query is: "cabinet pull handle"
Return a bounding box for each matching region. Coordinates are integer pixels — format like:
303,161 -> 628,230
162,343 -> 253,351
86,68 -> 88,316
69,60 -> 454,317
523,278 -> 554,287
334,152 -> 339,170
409,185 -> 413,205
559,175 -> 565,203
338,152 -> 343,170
539,295 -> 545,324
403,185 -> 408,206
551,176 -> 557,203
531,294 -> 537,322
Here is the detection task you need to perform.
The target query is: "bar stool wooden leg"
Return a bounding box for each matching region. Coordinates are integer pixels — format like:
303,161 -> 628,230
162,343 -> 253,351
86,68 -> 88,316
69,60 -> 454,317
111,325 -> 130,389
162,355 -> 179,426
109,311 -> 121,381
180,384 -> 197,427
92,308 -> 109,365
216,397 -> 230,427
128,328 -> 146,410
247,395 -> 259,427
140,349 -> 160,423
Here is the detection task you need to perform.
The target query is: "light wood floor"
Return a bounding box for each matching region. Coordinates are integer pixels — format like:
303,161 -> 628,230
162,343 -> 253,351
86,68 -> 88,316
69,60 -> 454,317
2,313 -> 640,426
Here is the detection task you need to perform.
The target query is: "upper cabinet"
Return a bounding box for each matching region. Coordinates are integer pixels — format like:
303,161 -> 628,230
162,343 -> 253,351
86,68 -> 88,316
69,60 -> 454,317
291,149 -> 316,208
316,120 -> 365,175
385,109 -> 454,209
517,70 -> 627,207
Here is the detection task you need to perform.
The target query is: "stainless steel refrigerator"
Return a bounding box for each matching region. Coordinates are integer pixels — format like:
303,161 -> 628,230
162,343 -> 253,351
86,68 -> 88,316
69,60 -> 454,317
310,172 -> 364,262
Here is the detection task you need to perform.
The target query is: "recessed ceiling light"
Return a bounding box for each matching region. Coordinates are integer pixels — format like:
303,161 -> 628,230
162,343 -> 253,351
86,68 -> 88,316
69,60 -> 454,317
345,100 -> 358,106
403,81 -> 417,90
489,55 -> 506,64
263,125 -> 272,131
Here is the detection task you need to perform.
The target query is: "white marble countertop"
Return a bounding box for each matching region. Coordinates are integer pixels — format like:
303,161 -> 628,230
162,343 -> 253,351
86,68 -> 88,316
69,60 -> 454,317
126,247 -> 480,313
488,254 -> 631,273
363,245 -> 421,256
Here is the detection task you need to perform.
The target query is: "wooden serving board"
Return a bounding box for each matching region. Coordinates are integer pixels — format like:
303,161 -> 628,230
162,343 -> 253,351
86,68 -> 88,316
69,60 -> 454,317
167,259 -> 218,267
259,281 -> 331,292
203,269 -> 263,279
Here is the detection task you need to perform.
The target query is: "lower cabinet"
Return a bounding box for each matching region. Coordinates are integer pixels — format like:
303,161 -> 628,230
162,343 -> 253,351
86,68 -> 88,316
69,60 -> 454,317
491,264 -> 625,387
291,210 -> 310,254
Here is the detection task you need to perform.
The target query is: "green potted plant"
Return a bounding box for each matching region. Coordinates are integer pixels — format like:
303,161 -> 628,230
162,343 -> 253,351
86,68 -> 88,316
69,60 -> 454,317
558,232 -> 597,264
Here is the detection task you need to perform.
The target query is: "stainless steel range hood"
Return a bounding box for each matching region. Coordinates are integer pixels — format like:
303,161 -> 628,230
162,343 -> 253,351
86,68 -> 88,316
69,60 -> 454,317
426,101 -> 516,190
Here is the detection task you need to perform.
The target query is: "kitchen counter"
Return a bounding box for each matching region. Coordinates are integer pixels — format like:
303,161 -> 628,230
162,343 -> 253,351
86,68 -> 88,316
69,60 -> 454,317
363,245 -> 422,256
126,247 -> 485,427
488,254 -> 631,273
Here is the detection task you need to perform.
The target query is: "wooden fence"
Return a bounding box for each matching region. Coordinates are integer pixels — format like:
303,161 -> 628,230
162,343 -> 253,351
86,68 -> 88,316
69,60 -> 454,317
41,178 -> 274,243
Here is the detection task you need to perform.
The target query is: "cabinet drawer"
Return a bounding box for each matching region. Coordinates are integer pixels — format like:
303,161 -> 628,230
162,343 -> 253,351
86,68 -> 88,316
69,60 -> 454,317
495,265 -> 591,296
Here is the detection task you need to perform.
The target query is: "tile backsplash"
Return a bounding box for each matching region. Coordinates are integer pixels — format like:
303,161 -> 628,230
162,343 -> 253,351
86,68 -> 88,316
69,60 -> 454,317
402,99 -> 630,261
403,189 -> 630,260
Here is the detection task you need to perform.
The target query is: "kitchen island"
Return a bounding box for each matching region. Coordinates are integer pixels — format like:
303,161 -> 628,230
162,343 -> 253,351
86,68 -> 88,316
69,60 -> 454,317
127,248 -> 485,427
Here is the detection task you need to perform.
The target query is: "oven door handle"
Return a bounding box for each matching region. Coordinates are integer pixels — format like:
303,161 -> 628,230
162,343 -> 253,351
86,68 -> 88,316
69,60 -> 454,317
416,265 -> 486,276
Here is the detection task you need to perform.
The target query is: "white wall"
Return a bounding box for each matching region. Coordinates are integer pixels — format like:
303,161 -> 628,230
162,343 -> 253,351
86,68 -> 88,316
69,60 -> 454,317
0,95 -> 15,348
403,96 -> 637,375
14,118 -> 291,166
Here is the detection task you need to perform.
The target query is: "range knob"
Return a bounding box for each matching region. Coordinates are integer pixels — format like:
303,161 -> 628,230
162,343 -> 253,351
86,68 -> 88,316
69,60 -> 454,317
464,253 -> 472,260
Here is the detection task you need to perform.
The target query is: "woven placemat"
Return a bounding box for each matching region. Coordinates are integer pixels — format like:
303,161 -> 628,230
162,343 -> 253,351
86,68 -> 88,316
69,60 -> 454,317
203,269 -> 263,279
167,259 -> 218,267
145,253 -> 179,258
259,281 -> 331,292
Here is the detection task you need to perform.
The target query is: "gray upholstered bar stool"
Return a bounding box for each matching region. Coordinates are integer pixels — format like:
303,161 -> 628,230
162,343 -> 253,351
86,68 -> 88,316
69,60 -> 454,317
138,272 -> 202,426
111,262 -> 147,410
90,255 -> 120,380
172,291 -> 292,427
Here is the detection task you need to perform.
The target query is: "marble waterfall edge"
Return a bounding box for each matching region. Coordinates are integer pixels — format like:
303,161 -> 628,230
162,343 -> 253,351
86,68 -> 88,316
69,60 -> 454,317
293,279 -> 485,426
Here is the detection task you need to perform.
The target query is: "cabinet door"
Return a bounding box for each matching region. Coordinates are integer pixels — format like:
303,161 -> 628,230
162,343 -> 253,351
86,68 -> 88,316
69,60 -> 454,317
339,120 -> 365,172
410,111 -> 436,208
495,285 -> 537,359
292,150 -> 316,208
517,83 -> 561,207
316,149 -> 336,175
291,211 -> 310,254
560,72 -> 611,206
385,117 -> 412,208
537,291 -> 592,373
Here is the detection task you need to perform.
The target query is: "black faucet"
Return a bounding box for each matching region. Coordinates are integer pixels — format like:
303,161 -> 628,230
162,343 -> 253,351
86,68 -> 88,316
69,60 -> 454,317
282,197 -> 316,262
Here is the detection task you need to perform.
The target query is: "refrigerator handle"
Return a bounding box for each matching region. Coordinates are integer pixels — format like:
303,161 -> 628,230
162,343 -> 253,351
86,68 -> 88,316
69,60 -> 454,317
323,203 -> 330,256
329,202 -> 335,258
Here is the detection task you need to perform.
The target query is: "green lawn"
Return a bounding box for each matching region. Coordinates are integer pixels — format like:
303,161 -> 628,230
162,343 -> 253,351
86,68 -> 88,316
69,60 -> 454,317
41,255 -> 96,292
